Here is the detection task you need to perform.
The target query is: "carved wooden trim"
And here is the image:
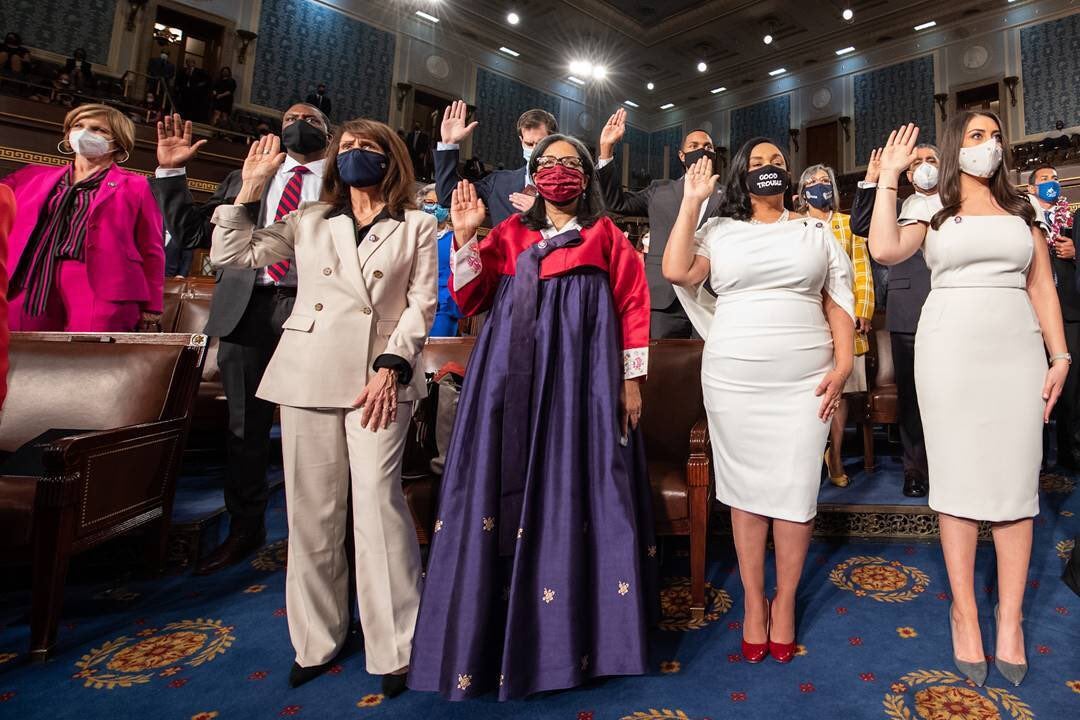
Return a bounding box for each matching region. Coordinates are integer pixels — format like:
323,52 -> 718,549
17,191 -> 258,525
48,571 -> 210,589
0,146 -> 219,194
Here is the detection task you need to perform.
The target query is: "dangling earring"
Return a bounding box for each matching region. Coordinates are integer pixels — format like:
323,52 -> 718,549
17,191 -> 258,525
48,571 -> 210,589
116,150 -> 130,164
57,139 -> 74,155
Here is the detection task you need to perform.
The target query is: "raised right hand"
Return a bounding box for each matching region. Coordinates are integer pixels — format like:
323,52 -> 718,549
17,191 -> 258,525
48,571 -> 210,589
879,124 -> 920,177
683,156 -> 719,205
440,100 -> 478,145
599,107 -> 627,157
156,113 -> 207,168
451,180 -> 487,238
241,133 -> 286,186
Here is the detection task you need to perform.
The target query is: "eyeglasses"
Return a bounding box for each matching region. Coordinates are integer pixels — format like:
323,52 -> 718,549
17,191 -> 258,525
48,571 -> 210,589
535,155 -> 583,170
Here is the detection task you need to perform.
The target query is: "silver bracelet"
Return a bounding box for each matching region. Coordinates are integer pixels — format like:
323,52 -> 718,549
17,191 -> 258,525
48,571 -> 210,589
1050,352 -> 1072,365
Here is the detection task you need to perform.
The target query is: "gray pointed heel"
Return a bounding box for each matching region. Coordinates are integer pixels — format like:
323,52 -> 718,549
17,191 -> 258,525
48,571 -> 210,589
950,604 -> 987,687
993,604 -> 1028,687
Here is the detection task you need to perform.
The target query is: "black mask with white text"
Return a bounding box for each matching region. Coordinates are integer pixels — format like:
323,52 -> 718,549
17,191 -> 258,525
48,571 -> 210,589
746,165 -> 790,196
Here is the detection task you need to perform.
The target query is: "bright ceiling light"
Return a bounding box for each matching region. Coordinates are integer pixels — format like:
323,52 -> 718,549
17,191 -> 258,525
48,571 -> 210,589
763,34 -> 774,45
768,67 -> 787,76
567,75 -> 586,85
569,60 -> 592,76
507,12 -> 520,24
710,86 -> 726,94
415,10 -> 439,23
696,61 -> 707,72
592,65 -> 607,80
646,82 -> 655,90
835,46 -> 855,55
623,100 -> 639,108
499,46 -> 520,57
842,8 -> 854,21
914,21 -> 937,31
660,103 -> 675,110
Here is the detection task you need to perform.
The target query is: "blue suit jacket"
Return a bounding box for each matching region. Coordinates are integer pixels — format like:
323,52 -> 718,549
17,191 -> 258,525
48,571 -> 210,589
435,145 -> 526,227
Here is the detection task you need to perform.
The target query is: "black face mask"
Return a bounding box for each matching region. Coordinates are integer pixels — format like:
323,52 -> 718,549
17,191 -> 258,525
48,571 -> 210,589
682,148 -> 716,169
746,165 -> 790,196
282,120 -> 328,155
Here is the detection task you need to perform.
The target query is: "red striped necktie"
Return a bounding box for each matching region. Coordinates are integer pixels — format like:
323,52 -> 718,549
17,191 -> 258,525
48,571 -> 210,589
266,165 -> 310,282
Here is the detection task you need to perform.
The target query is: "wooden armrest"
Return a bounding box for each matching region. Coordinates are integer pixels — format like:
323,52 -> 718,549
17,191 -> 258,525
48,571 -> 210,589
687,416 -> 712,488
689,416 -> 711,455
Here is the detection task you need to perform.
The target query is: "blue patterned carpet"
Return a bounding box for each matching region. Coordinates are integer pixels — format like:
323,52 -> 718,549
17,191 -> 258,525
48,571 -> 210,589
1,465 -> 1078,719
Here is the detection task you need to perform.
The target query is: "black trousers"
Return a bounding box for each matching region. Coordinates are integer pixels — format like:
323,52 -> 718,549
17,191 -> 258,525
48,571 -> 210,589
651,298 -> 695,339
1055,321 -> 1080,467
891,332 -> 928,481
216,286 -> 296,535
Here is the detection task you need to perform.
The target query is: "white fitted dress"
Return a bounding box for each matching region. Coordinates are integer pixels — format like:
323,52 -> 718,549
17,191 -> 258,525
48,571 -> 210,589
693,217 -> 855,522
900,196 -> 1048,521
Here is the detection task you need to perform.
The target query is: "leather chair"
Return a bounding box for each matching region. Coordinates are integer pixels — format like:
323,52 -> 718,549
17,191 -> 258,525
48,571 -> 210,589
168,278 -> 224,431
639,339 -> 712,620
0,332 -> 206,661
861,313 -> 898,471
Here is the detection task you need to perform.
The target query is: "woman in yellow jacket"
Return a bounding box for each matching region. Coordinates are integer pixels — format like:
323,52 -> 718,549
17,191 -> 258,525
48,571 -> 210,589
797,164 -> 875,486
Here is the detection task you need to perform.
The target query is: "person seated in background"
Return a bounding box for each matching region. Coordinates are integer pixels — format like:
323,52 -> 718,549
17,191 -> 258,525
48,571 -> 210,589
0,33 -> 29,75
210,66 -> 236,128
435,100 -> 557,226
795,163 -> 874,488
64,48 -> 93,92
1,103 -> 164,332
417,183 -> 459,337
305,82 -> 332,117
48,71 -> 75,107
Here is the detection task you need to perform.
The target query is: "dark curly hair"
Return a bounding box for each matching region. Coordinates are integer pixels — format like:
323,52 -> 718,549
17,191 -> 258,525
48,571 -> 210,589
519,133 -> 606,231
717,136 -> 795,221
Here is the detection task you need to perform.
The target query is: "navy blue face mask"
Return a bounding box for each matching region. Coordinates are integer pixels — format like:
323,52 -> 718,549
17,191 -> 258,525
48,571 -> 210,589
803,182 -> 834,210
336,148 -> 388,188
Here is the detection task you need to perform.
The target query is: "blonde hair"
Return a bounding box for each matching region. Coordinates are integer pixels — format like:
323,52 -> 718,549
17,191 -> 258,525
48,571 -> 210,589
62,103 -> 135,160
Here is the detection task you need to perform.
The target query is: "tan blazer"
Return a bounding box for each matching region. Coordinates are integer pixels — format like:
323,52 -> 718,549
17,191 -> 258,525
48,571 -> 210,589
210,202 -> 438,407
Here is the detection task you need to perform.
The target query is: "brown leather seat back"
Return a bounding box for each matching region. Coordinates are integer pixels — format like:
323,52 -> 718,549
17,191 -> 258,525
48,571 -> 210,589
161,277 -> 188,333
0,341 -> 181,452
872,327 -> 895,388
173,280 -> 217,382
640,340 -> 704,463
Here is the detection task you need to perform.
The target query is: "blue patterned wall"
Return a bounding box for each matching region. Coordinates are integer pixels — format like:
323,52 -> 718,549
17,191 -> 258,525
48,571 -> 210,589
853,56 -> 936,164
730,95 -> 791,156
0,0 -> 116,64
252,0 -> 394,122
648,124 -> 685,181
621,123 -> 651,188
1021,14 -> 1080,135
472,68 -> 561,171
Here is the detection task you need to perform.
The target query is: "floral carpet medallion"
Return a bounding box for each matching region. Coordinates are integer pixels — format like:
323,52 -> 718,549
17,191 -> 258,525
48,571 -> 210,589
72,619 -> 234,689
830,555 -> 930,603
251,540 -> 287,572
1056,539 -> 1075,562
620,709 -> 702,720
658,577 -> 732,631
883,670 -> 1034,720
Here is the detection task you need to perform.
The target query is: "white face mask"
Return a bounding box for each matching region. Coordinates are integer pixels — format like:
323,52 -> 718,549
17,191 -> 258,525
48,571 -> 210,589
912,162 -> 939,191
957,138 -> 1003,179
68,128 -> 113,158
522,144 -> 533,162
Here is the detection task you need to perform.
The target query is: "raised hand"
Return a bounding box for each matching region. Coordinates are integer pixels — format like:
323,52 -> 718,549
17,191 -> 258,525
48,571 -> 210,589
241,133 -> 286,186
156,113 -> 208,169
440,100 -> 478,145
879,124 -> 920,177
863,147 -> 883,184
451,180 -> 487,239
599,108 -> 627,158
683,156 -> 719,205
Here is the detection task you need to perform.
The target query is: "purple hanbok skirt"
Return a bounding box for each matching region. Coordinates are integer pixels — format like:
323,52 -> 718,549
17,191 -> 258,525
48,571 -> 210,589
407,268 -> 657,701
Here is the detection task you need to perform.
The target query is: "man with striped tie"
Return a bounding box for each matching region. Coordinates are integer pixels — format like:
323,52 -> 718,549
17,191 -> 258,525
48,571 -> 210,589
151,104 -> 331,574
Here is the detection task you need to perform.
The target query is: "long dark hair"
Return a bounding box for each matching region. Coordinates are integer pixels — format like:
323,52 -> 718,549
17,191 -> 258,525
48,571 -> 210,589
321,118 -> 416,217
717,136 -> 795,221
520,133 -> 605,230
931,110 -> 1034,230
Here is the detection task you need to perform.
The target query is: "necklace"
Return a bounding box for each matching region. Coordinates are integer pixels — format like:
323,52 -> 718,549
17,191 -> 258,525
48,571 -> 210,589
749,209 -> 789,225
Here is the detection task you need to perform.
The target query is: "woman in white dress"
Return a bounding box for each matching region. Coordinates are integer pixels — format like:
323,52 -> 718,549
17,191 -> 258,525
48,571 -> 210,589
868,114 -> 1068,687
664,138 -> 855,664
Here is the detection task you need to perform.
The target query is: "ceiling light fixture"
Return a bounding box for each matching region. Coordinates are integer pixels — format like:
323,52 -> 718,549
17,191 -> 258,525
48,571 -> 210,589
569,60 -> 592,76
710,86 -> 726,94
567,75 -> 586,85
835,46 -> 855,55
507,12 -> 520,25
914,20 -> 937,31
660,102 -> 675,109
763,34 -> 774,45
696,61 -> 708,72
499,46 -> 519,57
623,100 -> 639,108
842,8 -> 854,21
415,10 -> 439,23
768,67 -> 787,76
646,82 -> 655,90
592,65 -> 607,79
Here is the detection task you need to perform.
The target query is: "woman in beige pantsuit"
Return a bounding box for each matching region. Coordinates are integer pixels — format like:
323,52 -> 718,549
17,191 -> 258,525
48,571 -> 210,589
869,113 -> 1068,689
211,120 -> 437,697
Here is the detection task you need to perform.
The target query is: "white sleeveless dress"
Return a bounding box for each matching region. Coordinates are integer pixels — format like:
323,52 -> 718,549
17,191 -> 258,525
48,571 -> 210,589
900,195 -> 1048,521
692,217 -> 855,522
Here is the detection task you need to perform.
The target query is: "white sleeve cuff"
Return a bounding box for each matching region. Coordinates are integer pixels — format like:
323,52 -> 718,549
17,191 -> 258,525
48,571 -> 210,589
596,157 -> 613,169
623,347 -> 648,379
451,235 -> 482,291
156,166 -> 187,178
437,142 -> 460,151
857,181 -> 877,189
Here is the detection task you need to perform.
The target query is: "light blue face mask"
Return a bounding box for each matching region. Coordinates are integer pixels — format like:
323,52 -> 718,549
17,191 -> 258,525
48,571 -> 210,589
422,202 -> 450,224
522,144 -> 533,162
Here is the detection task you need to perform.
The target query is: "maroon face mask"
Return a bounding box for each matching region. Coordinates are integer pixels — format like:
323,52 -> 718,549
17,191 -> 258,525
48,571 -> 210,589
534,165 -> 586,204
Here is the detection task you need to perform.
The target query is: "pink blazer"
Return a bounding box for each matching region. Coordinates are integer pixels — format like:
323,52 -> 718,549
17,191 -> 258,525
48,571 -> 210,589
1,163 -> 165,313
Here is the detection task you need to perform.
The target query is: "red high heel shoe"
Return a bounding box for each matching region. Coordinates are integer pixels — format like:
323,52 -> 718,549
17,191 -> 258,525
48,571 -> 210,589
768,598 -> 796,664
741,598 -> 770,663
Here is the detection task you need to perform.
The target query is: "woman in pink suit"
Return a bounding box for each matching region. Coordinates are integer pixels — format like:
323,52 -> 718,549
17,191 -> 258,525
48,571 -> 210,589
2,103 -> 164,332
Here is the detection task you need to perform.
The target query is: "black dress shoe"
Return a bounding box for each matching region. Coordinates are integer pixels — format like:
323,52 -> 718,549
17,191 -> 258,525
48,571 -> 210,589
902,473 -> 928,498
382,672 -> 408,698
194,527 -> 266,575
289,661 -> 331,688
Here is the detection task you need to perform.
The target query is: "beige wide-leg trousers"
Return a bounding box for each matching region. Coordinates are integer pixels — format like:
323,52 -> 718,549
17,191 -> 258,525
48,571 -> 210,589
279,404 -> 421,675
